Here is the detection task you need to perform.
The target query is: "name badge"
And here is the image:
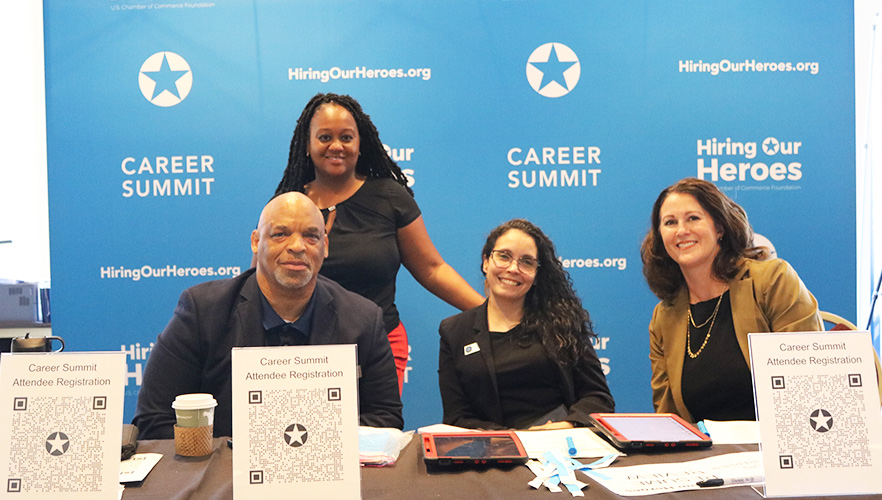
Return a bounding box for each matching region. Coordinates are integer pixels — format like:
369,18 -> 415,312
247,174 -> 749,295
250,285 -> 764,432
463,343 -> 480,356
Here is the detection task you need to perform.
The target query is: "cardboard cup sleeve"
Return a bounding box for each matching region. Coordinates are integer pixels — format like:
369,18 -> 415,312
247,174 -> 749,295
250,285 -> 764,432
173,425 -> 214,456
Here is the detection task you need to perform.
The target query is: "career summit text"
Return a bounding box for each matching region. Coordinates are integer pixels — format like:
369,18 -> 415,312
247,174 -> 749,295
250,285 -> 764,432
245,355 -> 344,381
13,362 -> 110,388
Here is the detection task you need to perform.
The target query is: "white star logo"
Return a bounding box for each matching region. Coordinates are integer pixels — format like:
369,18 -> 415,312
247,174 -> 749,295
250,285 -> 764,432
526,43 -> 581,98
139,52 -> 193,107
762,137 -> 780,155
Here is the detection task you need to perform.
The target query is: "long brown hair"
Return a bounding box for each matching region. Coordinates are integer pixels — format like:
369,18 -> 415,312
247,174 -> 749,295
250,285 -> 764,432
640,178 -> 766,302
482,219 -> 595,365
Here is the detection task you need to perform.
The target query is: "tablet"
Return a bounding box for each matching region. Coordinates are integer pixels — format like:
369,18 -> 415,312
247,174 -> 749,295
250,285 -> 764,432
421,431 -> 528,468
588,413 -> 712,450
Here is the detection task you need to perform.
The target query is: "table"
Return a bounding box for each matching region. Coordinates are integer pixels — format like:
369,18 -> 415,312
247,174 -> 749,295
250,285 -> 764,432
122,436 -> 879,499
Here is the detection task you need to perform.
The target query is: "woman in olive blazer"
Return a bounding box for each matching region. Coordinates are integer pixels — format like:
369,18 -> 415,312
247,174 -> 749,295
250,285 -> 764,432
642,178 -> 824,422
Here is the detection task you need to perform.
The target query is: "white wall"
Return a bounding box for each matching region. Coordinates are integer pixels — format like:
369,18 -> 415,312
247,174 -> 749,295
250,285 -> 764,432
856,0 -> 882,333
0,1 -> 49,284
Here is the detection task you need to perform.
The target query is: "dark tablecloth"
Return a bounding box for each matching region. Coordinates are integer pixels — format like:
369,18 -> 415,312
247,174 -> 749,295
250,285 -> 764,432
122,436 -> 877,499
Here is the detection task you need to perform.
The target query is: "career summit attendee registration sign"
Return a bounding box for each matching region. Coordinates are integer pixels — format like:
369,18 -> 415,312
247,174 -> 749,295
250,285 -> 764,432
231,345 -> 359,500
0,352 -> 126,500
749,331 -> 882,497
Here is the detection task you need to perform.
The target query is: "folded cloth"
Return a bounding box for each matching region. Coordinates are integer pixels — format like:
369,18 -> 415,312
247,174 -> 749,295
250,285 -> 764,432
121,424 -> 139,460
359,427 -> 413,466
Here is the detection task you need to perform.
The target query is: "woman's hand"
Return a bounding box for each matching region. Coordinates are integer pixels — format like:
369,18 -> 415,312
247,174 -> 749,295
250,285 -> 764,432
527,420 -> 574,431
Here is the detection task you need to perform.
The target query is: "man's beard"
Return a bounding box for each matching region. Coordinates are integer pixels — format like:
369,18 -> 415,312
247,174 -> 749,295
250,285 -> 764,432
273,264 -> 313,290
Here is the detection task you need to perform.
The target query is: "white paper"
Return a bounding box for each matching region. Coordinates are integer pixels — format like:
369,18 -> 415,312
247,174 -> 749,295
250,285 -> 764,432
119,453 -> 162,483
585,451 -> 762,496
749,331 -> 882,497
701,420 -> 760,444
416,423 -> 476,434
0,352 -> 126,499
231,345 -> 360,500
515,428 -> 621,459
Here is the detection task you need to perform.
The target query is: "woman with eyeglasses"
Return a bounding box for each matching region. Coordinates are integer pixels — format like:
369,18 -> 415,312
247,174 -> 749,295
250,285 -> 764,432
437,219 -> 614,429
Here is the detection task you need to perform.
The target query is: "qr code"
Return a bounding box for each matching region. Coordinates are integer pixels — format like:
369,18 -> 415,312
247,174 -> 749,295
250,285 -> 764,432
7,396 -> 108,493
246,387 -> 344,484
770,374 -> 872,468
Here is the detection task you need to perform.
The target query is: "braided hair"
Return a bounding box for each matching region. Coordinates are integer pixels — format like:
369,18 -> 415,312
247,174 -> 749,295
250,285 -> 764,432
482,219 -> 597,366
274,93 -> 413,196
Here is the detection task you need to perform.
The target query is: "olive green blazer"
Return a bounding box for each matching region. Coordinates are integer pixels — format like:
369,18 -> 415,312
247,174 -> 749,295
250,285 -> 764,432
649,258 -> 823,422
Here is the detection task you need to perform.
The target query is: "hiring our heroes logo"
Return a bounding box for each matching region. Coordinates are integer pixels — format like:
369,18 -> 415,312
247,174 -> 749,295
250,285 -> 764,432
696,136 -> 803,183
139,51 -> 193,107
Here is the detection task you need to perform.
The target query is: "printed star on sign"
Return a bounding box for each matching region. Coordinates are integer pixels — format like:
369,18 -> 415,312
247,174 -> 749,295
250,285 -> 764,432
285,424 -> 308,447
809,409 -> 833,432
46,432 -> 69,455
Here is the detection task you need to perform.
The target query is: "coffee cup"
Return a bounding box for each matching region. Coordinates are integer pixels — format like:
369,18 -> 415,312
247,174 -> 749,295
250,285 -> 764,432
11,334 -> 65,353
172,393 -> 217,456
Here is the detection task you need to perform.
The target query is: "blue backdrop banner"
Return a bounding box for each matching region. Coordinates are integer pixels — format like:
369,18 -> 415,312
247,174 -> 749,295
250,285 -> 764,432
44,0 -> 856,428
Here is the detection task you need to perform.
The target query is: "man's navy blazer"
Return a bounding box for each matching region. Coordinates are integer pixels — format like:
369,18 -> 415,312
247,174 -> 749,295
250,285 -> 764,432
133,269 -> 403,439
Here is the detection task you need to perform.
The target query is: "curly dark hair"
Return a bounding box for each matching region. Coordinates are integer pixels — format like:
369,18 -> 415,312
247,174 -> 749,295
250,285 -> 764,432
640,178 -> 766,303
274,93 -> 413,196
481,219 -> 596,366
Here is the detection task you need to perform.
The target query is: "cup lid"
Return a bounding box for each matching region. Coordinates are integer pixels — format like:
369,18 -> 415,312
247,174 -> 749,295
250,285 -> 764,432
172,393 -> 217,410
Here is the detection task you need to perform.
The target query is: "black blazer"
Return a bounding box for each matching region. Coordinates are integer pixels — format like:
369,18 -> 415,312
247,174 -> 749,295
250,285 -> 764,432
133,269 -> 403,438
438,303 -> 614,429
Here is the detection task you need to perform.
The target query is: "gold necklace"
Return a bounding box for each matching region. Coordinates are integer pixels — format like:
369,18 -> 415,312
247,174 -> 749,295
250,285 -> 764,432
688,292 -> 722,328
686,293 -> 724,358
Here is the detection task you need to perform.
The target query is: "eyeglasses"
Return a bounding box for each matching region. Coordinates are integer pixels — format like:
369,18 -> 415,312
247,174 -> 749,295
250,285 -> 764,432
489,250 -> 540,274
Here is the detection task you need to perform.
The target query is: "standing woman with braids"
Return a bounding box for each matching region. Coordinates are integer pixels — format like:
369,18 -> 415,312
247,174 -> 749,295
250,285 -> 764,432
274,93 -> 484,393
438,219 -> 614,430
641,178 -> 822,423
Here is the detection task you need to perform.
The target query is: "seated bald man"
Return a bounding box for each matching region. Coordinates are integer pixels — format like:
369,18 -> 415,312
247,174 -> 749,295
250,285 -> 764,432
133,192 -> 403,438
